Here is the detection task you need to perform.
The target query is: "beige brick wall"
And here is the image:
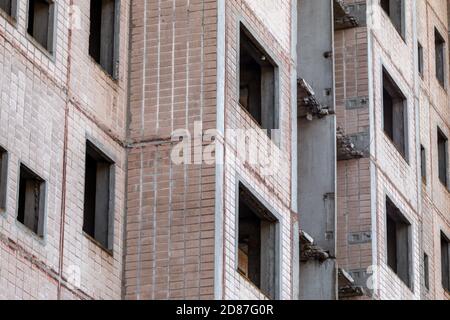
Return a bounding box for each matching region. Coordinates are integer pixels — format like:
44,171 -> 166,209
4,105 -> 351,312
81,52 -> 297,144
0,0 -> 129,299
124,0 -> 218,300
416,0 -> 450,300
124,0 -> 296,300
220,0 -> 295,300
335,3 -> 372,278
2,0 -> 445,301
337,0 -> 450,300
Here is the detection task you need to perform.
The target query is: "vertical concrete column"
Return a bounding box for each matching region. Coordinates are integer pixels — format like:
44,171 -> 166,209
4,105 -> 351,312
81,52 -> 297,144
297,0 -> 338,300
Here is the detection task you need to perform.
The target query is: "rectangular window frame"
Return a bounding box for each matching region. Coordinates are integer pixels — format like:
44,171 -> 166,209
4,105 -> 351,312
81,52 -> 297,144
418,42 -> 424,78
382,67 -> 409,162
424,252 -> 429,291
0,146 -> 8,211
0,0 -> 18,20
238,21 -> 280,143
421,144 -> 427,184
88,0 -> 121,79
26,0 -> 56,55
82,139 -> 116,253
16,163 -> 46,238
380,0 -> 405,40
235,179 -> 280,300
441,232 -> 450,292
435,28 -> 446,88
437,127 -> 448,189
385,196 -> 413,289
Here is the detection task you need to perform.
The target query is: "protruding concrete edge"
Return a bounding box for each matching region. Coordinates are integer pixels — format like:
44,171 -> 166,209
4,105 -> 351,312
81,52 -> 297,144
214,0 -> 226,300
291,0 -> 300,301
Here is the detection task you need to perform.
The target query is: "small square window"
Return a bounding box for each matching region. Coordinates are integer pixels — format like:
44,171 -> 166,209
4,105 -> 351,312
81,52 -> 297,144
424,253 -> 429,291
383,68 -> 408,160
441,233 -> 450,292
386,196 -> 412,288
435,29 -> 446,87
0,147 -> 7,211
420,145 -> 426,184
0,0 -> 16,17
17,164 -> 46,237
89,0 -> 119,78
418,42 -> 424,77
380,0 -> 405,39
27,0 -> 55,53
438,128 -> 448,188
83,140 -> 115,251
238,182 -> 278,299
239,24 -> 278,137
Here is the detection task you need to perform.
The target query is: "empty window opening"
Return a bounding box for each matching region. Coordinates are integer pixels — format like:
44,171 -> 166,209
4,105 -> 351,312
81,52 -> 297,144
0,0 -> 14,16
383,68 -> 408,159
418,42 -> 424,77
441,233 -> 450,292
27,0 -> 54,53
438,128 -> 448,187
83,141 -> 114,251
435,29 -> 446,87
239,25 -> 278,136
238,183 -> 278,299
386,197 -> 412,288
0,147 -> 7,210
17,164 -> 46,237
424,253 -> 429,291
421,145 -> 427,184
89,0 -> 118,77
380,0 -> 404,38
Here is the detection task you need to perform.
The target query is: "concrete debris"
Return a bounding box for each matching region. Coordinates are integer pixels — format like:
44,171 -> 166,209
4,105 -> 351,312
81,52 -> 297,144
337,127 -> 364,161
300,243 -> 330,262
297,78 -> 330,120
333,0 -> 359,30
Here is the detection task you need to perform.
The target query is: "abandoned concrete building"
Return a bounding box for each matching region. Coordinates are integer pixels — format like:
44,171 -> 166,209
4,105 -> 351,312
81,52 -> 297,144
0,0 -> 448,300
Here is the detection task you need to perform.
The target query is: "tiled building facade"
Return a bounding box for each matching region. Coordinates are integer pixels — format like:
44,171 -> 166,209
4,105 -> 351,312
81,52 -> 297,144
336,0 -> 450,300
0,0 -> 448,301
0,0 -> 129,299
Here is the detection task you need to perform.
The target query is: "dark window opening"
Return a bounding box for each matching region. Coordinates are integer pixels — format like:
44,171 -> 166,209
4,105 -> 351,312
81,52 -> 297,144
238,183 -> 278,299
239,25 -> 278,136
0,0 -> 12,16
441,233 -> 450,292
0,147 -> 7,210
380,0 -> 404,38
83,141 -> 114,251
418,42 -> 424,77
438,128 -> 448,187
89,0 -> 118,77
435,29 -> 446,87
424,253 -> 429,291
421,145 -> 427,184
386,196 -> 412,288
383,68 -> 408,159
27,0 -> 54,53
17,164 -> 46,237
